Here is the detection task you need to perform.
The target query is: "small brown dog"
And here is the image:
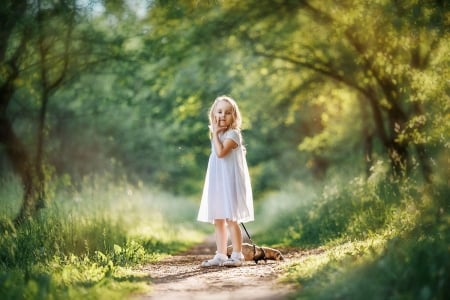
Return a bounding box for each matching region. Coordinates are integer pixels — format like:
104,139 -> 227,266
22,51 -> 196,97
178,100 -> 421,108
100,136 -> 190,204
227,243 -> 284,263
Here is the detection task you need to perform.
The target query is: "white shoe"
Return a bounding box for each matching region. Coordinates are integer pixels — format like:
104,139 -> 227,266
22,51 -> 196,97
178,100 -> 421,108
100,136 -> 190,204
223,252 -> 244,267
200,253 -> 227,267
223,258 -> 243,267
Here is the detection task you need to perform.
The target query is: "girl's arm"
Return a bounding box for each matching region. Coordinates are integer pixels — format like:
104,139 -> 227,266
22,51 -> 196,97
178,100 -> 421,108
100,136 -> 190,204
212,133 -> 237,158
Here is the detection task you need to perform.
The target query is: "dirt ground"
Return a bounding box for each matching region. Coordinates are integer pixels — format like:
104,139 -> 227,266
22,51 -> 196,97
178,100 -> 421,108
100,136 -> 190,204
134,235 -> 317,300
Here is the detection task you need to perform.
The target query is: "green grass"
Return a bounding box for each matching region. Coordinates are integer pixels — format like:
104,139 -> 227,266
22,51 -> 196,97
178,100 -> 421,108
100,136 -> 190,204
1,158 -> 448,299
0,175 -> 206,300
279,225 -> 449,300
252,160 -> 449,300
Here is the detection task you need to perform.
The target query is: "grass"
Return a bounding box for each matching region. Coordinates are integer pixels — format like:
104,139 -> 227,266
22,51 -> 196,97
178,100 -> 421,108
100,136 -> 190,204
279,226 -> 449,300
0,174 -> 206,300
252,160 -> 449,300
1,158 -> 448,299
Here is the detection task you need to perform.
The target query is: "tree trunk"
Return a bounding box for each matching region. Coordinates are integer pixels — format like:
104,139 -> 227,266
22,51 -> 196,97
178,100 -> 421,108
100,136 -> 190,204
0,0 -> 78,223
411,102 -> 433,183
415,144 -> 432,184
34,91 -> 50,211
387,141 -> 409,176
359,97 -> 373,177
386,101 -> 410,176
0,116 -> 38,224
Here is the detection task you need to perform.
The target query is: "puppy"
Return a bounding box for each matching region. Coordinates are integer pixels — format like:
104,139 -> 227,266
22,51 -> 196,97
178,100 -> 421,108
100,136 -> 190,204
227,243 -> 284,263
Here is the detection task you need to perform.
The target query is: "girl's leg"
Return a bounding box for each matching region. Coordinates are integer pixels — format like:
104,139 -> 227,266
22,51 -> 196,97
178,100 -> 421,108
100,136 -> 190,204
227,220 -> 242,253
223,220 -> 244,267
215,219 -> 228,255
200,219 -> 228,267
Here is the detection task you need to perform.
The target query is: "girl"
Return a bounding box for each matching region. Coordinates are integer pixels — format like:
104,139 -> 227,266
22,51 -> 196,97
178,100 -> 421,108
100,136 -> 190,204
197,95 -> 254,267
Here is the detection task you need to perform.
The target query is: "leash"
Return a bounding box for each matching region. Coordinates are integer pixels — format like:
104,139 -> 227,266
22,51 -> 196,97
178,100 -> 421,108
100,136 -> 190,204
240,223 -> 254,244
240,223 -> 266,264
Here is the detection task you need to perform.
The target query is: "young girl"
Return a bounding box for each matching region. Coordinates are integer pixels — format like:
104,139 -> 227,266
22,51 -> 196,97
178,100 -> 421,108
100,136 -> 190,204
197,95 -> 254,267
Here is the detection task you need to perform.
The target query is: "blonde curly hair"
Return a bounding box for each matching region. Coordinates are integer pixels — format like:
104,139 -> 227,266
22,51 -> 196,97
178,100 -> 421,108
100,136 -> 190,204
208,95 -> 242,132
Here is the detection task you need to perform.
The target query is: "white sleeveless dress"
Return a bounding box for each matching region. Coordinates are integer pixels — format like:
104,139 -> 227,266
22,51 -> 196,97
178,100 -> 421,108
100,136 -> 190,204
197,129 -> 254,224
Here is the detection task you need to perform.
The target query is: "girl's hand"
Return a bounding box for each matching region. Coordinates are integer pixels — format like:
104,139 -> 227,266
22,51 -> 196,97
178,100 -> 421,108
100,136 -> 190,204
211,118 -> 237,158
211,117 -> 228,135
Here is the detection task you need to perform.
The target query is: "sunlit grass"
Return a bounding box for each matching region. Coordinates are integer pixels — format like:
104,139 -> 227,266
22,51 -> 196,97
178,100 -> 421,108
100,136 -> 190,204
1,161 -> 448,299
253,161 -> 423,248
253,162 -> 449,299
0,174 -> 206,299
280,236 -> 385,288
0,265 -> 151,300
281,227 -> 449,300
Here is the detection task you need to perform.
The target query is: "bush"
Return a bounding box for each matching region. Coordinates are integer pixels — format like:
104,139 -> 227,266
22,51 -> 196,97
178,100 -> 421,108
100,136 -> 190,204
254,161 -> 416,247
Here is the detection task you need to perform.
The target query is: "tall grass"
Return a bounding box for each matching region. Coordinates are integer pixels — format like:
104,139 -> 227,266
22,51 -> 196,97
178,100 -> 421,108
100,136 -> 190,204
0,174 -> 205,299
253,160 -> 449,299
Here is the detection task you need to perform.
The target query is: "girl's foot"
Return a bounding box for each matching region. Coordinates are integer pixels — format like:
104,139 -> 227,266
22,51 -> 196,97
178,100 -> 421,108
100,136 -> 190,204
223,252 -> 244,267
200,253 -> 227,267
223,257 -> 243,267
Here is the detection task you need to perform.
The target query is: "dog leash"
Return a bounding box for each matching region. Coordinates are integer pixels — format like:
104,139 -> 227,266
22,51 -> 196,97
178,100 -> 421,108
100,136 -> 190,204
240,223 -> 266,264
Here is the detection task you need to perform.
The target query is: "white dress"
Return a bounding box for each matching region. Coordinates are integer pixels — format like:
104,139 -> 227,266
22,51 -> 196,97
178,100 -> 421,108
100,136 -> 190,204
197,129 -> 254,224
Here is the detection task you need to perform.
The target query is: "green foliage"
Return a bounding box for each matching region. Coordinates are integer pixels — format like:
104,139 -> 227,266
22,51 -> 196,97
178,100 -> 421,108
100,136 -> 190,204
281,229 -> 449,300
254,160 -> 414,247
0,262 -> 150,300
0,176 -> 204,299
1,1 -> 448,298
253,161 -> 449,299
4,0 -> 447,201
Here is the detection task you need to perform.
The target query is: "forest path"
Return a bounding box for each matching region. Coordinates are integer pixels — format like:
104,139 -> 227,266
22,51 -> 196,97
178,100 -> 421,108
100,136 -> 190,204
134,235 -> 317,300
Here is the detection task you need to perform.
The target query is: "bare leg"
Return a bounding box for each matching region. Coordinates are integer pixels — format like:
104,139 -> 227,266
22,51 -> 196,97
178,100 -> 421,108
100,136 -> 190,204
215,219 -> 228,255
200,219 -> 228,267
227,220 -> 242,253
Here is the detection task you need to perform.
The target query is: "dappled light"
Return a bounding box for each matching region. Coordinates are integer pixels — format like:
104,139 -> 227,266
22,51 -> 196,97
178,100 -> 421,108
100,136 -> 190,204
0,0 -> 448,299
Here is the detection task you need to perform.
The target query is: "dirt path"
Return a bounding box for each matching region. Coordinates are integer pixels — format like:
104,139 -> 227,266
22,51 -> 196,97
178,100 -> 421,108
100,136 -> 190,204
134,235 -> 307,300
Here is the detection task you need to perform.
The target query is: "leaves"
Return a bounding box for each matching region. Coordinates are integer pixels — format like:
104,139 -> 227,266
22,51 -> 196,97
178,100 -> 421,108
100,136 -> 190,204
1,0 -> 448,199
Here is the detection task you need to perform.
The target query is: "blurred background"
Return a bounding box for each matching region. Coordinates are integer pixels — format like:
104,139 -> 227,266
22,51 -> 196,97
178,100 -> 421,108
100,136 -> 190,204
0,1 -> 448,299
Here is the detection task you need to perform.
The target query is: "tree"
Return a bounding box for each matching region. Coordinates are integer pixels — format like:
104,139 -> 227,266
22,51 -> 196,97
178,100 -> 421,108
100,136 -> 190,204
241,0 -> 448,181
0,0 -> 44,223
0,0 -> 139,223
148,0 -> 449,183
